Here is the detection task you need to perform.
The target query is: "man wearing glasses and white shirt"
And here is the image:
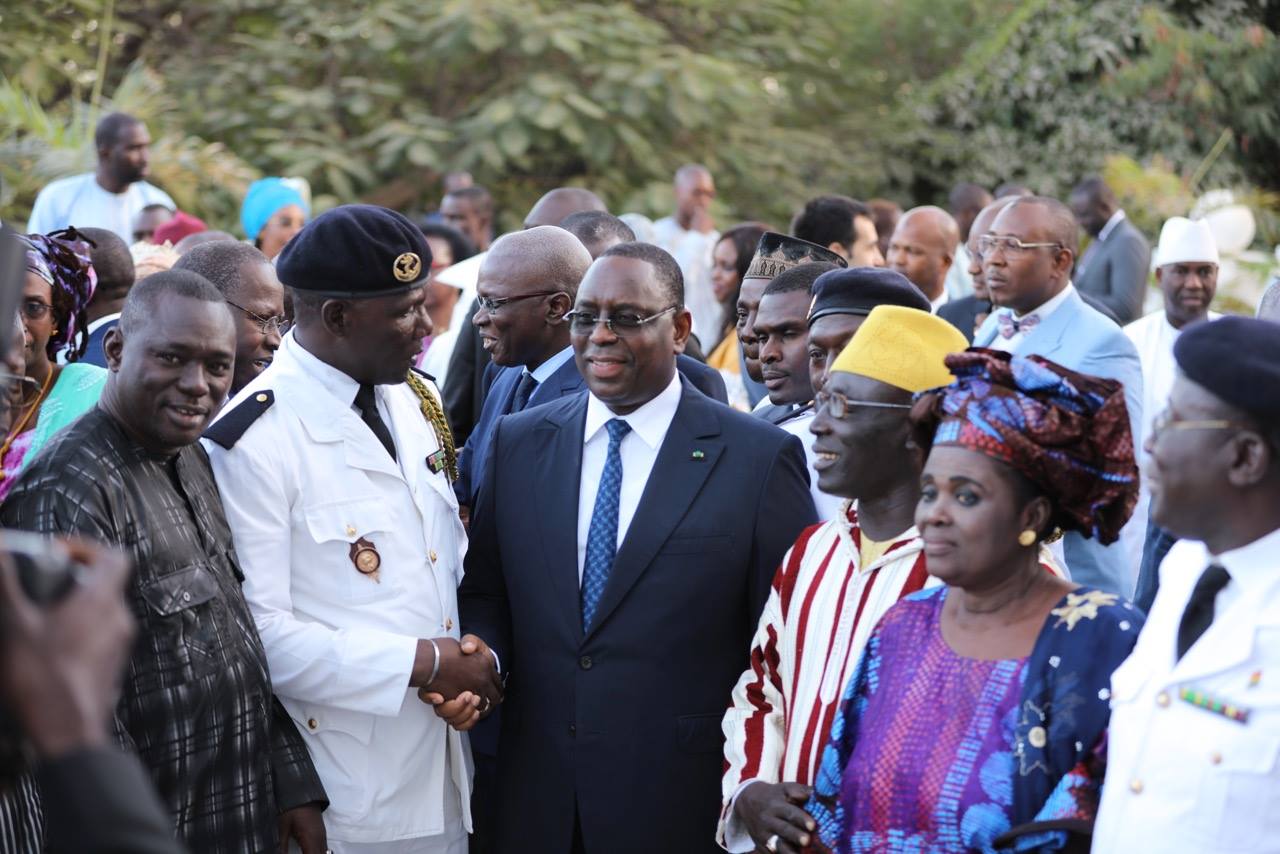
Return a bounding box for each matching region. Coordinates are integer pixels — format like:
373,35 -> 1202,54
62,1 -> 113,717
973,195 -> 1143,595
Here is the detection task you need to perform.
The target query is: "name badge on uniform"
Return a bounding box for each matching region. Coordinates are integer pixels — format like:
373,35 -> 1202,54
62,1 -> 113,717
426,449 -> 449,475
349,536 -> 381,583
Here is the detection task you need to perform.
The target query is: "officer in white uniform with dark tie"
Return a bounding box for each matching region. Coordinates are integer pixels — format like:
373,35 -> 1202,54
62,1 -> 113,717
204,205 -> 502,853
1095,316 -> 1280,853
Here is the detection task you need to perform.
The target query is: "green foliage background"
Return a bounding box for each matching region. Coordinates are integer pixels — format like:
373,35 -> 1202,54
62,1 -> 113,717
2,0 -> 1277,239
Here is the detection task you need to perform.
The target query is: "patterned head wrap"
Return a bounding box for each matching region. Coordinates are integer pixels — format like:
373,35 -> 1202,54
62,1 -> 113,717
20,227 -> 98,361
910,348 -> 1138,544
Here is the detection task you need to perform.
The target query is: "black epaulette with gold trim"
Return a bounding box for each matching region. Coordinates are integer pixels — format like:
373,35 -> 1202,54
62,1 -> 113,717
203,390 -> 274,449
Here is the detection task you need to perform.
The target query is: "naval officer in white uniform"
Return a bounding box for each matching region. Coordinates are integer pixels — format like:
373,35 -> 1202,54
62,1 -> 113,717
204,204 -> 502,853
1095,316 -> 1280,853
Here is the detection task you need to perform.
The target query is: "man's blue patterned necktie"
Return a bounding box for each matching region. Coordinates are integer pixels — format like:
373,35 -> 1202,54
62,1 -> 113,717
581,418 -> 631,631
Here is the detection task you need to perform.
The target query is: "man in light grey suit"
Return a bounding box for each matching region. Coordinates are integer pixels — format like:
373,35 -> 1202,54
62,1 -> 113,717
1069,177 -> 1151,324
975,195 -> 1144,595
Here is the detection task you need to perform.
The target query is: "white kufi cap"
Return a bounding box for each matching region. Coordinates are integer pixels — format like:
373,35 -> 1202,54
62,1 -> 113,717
1155,216 -> 1220,267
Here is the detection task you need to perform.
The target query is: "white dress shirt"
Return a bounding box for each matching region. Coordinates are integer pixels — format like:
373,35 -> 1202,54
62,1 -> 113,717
1095,526 -> 1280,853
576,372 -> 682,581
26,172 -> 175,244
988,283 -> 1077,353
527,344 -> 575,386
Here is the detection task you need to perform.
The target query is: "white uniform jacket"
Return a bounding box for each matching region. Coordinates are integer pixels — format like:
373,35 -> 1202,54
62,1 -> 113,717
203,332 -> 471,845
1094,527 -> 1280,853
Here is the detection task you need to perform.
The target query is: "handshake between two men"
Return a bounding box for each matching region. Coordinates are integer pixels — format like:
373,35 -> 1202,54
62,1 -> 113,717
411,634 -> 503,731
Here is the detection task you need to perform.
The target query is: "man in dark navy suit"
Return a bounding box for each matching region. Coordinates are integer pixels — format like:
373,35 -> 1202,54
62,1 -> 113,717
454,242 -> 817,853
457,224 -> 728,511
454,226 -> 595,509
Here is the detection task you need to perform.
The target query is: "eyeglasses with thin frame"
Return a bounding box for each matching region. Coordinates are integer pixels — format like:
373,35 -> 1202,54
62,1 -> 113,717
815,389 -> 912,419
476,291 -> 564,314
20,299 -> 52,321
566,306 -> 678,336
1150,407 -> 1249,441
225,299 -> 289,335
977,235 -> 1063,257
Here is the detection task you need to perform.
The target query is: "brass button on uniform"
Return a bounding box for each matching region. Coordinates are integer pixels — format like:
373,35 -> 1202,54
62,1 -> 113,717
1028,726 -> 1047,749
430,549 -> 438,563
255,393 -> 269,403
346,524 -> 357,537
1129,779 -> 1143,794
1156,691 -> 1170,707
444,617 -> 454,630
307,718 -> 318,731
1210,751 -> 1223,765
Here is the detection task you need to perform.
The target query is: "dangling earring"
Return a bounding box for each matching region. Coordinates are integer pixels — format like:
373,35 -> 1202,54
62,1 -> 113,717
1018,529 -> 1037,547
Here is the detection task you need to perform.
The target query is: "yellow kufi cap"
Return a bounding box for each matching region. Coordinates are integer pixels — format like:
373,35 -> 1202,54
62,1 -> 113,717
830,305 -> 968,392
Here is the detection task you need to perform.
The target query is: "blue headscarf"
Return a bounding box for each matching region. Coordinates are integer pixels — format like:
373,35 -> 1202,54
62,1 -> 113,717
240,178 -> 308,243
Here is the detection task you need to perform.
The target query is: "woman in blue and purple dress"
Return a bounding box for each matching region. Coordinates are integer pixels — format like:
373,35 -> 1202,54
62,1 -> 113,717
804,350 -> 1143,854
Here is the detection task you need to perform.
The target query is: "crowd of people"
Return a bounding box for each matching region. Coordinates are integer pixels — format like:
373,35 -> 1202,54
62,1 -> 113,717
0,108 -> 1278,854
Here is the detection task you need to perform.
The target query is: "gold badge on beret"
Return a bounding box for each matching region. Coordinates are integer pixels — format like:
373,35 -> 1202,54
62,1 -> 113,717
393,252 -> 422,283
348,536 -> 382,583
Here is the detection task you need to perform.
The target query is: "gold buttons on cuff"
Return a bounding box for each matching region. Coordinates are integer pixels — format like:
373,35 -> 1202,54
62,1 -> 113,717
1210,751 -> 1223,765
1129,779 -> 1143,794
1156,691 -> 1171,707
307,718 -> 318,731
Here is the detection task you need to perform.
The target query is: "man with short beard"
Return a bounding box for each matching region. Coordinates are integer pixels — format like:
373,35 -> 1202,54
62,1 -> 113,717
1,270 -> 329,853
27,113 -> 175,244
1125,218 -> 1221,611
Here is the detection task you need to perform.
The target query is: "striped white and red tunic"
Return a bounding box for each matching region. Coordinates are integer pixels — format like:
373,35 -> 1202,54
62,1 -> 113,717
717,503 -> 934,849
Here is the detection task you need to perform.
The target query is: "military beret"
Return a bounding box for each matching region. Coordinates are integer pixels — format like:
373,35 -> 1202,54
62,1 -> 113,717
744,232 -> 846,281
807,267 -> 930,326
1174,316 -> 1280,420
276,204 -> 432,298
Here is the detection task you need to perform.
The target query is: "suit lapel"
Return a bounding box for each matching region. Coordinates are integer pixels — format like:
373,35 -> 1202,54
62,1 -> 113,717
1015,289 -> 1080,358
584,386 -> 723,641
533,396 -> 588,642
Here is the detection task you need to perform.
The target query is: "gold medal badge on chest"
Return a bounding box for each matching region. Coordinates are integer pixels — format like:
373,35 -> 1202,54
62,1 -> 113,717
349,536 -> 382,583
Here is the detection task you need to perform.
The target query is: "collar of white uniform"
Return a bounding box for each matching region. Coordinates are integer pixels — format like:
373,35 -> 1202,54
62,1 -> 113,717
281,328 -> 365,408
1210,525 -> 1280,596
